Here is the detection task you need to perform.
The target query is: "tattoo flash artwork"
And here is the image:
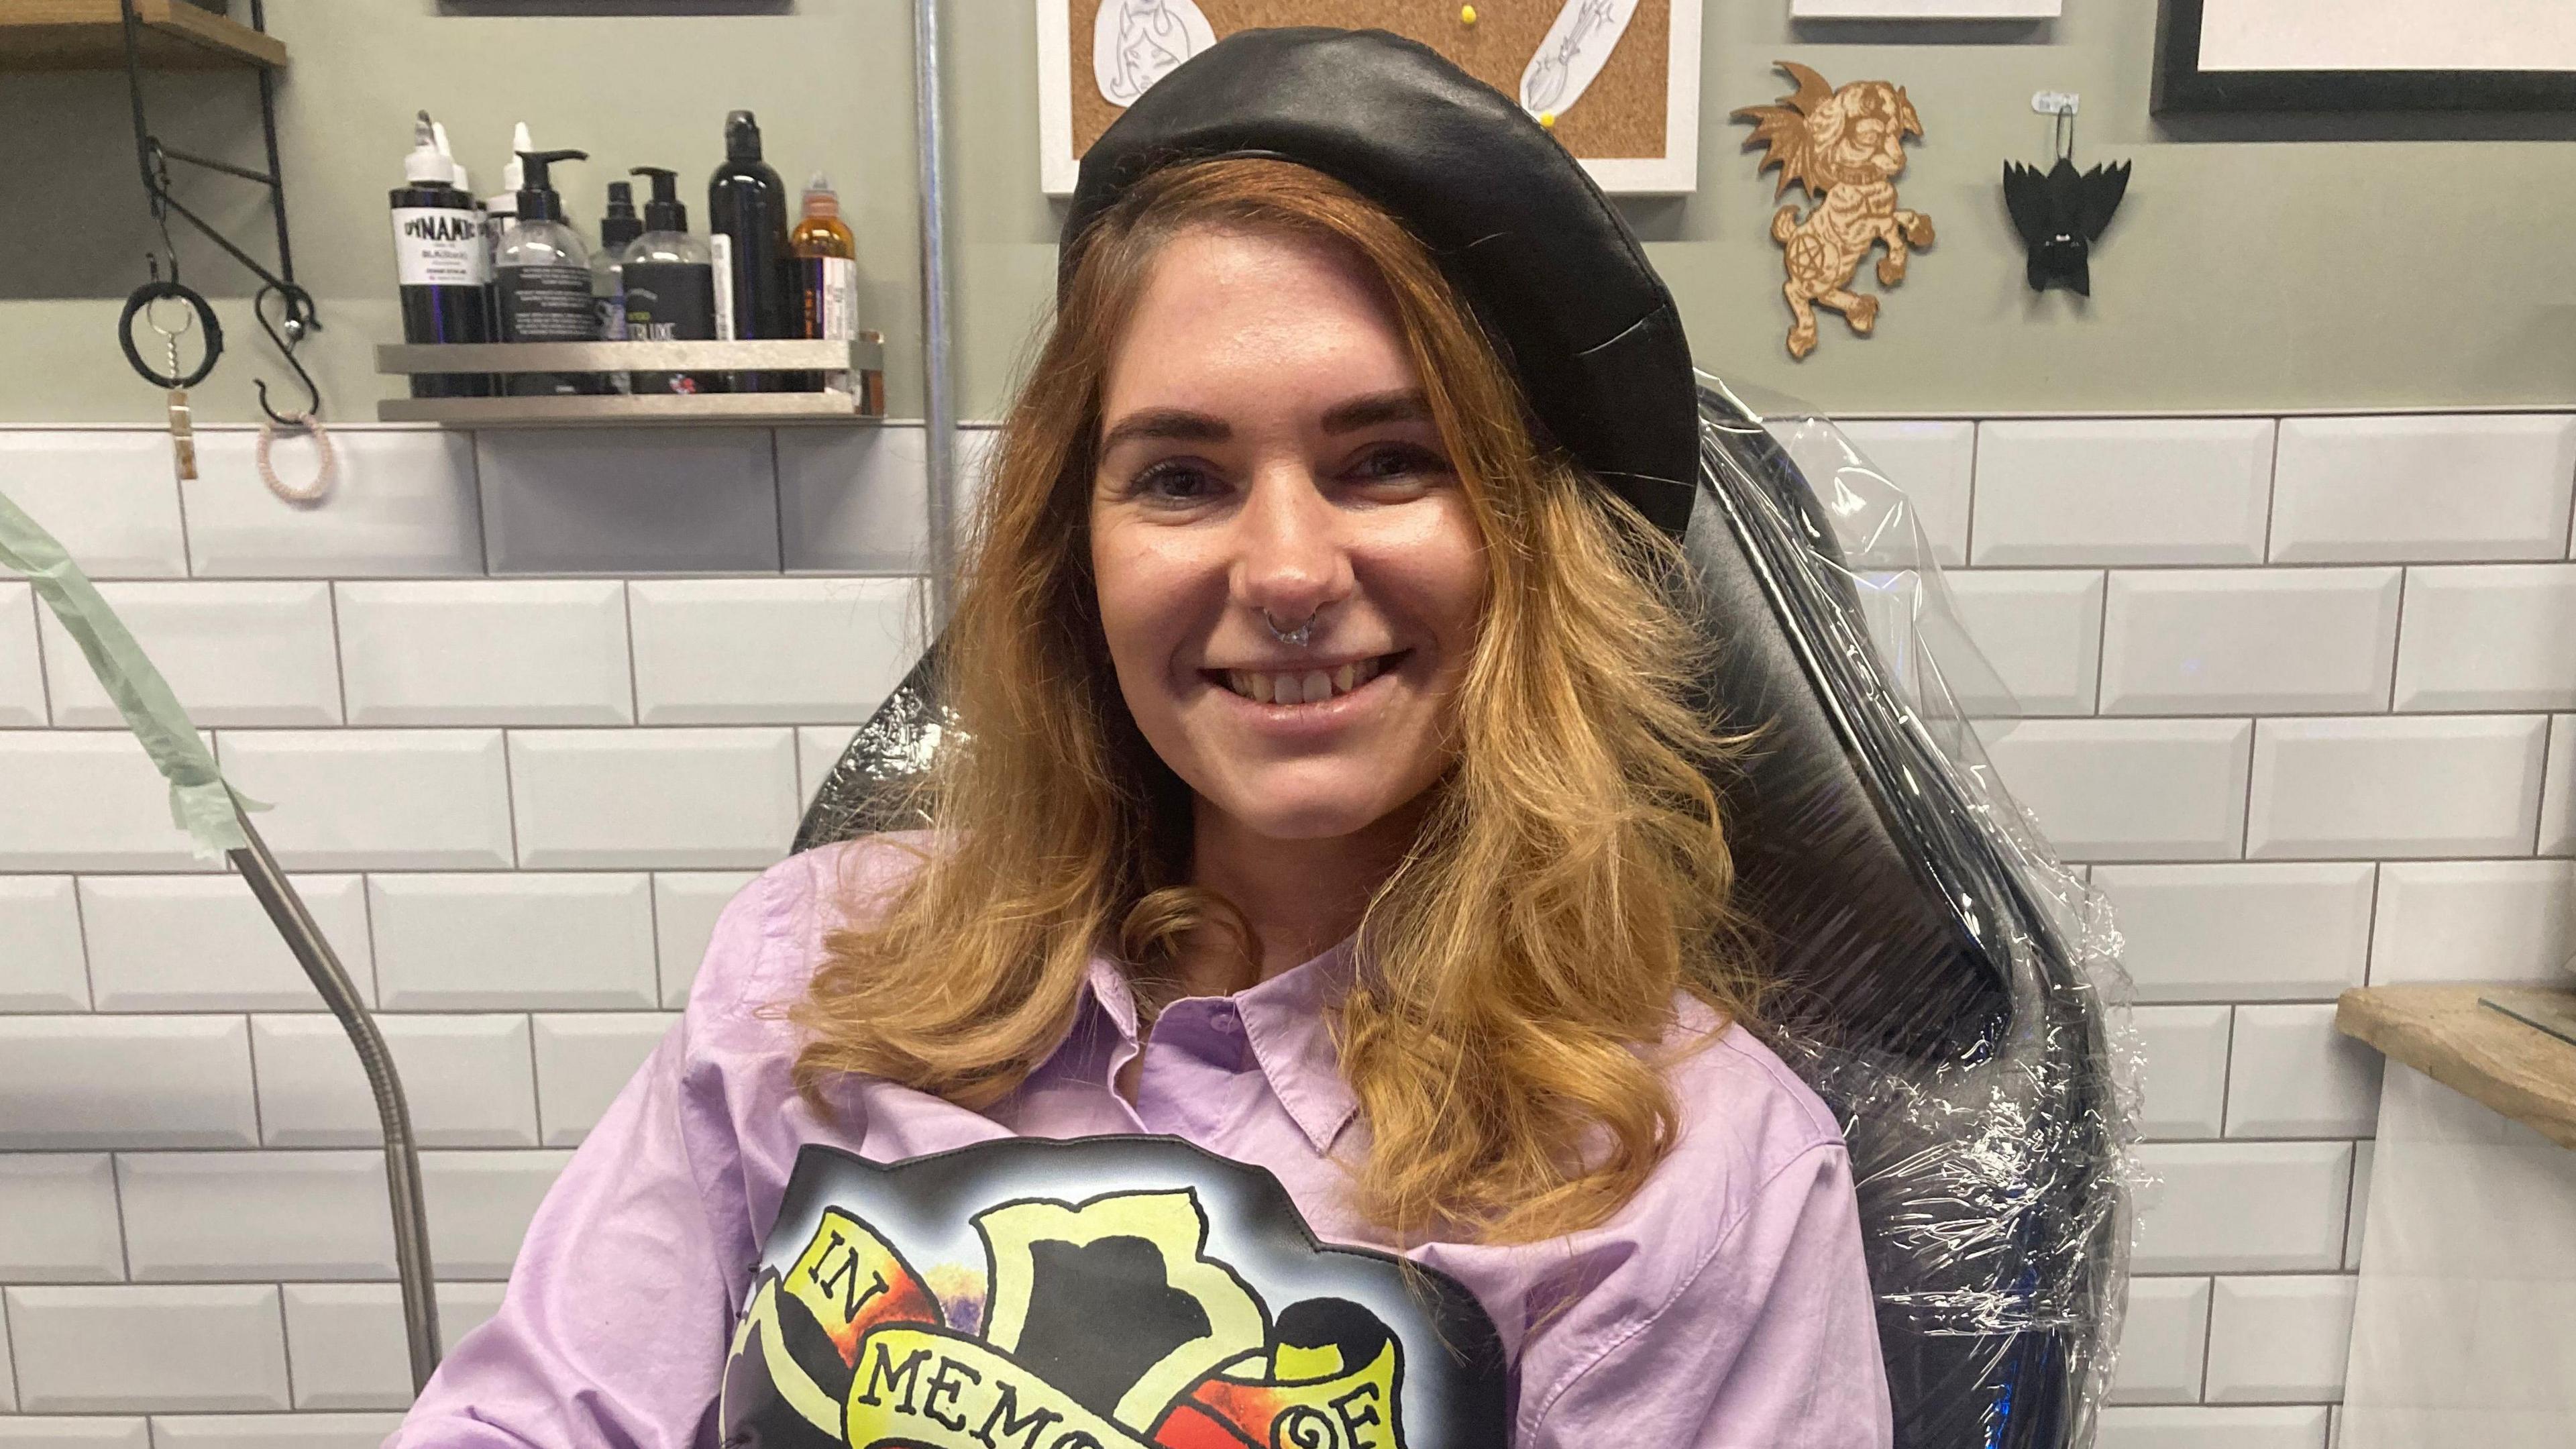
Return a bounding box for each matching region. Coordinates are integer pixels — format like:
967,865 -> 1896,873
1093,0 -> 1216,108
1732,62 -> 1936,361
719,1138 -> 1507,1449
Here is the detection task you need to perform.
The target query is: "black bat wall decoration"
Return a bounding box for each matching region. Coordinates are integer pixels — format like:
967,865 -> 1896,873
2002,158 -> 2131,296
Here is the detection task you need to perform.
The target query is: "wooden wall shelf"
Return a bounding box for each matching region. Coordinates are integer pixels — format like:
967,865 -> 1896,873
2338,984 -> 2576,1150
0,1 -> 287,72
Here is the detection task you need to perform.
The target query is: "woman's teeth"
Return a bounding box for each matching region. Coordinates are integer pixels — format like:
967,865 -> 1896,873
1224,655 -> 1386,705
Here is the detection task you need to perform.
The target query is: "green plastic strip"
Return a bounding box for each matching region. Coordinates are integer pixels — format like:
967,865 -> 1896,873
0,486 -> 262,860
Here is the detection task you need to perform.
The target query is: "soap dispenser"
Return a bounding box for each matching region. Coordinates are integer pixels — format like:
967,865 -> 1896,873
495,148 -> 598,396
622,166 -> 721,395
707,110 -> 792,391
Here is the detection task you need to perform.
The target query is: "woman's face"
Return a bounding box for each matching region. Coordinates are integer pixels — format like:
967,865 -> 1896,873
1089,224 -> 1487,847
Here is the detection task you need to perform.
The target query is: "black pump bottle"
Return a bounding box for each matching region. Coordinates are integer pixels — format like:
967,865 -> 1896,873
495,148 -> 598,396
388,111 -> 492,398
707,110 -> 794,391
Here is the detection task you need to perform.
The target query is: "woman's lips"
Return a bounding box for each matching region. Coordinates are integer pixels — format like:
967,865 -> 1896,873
1198,650 -> 1409,727
1216,651 -> 1397,705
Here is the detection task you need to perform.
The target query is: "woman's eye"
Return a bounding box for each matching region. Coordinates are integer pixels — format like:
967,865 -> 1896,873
1352,444 -> 1450,484
1131,460 -> 1218,502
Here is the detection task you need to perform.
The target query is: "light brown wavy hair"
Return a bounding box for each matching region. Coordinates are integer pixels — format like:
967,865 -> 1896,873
792,156 -> 1756,1245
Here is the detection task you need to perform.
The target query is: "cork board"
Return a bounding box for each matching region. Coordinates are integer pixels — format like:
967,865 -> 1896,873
1036,1 -> 1704,195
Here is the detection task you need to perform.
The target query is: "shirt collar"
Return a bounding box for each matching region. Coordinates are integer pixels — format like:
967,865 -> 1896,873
1069,938 -> 1363,1156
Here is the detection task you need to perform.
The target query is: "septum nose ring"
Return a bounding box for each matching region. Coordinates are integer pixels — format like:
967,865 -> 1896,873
1260,608 -> 1318,647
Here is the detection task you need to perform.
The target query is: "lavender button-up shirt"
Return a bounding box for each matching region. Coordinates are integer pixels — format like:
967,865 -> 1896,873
387,837 -> 1892,1448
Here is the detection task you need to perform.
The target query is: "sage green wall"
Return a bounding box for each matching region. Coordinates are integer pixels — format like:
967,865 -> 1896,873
5,1 -> 2572,426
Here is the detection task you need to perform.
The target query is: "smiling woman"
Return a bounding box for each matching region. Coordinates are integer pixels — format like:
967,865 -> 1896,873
385,30 -> 1892,1449
798,154 -> 1760,1242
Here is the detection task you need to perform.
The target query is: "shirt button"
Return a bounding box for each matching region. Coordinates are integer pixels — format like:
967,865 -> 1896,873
1208,1005 -> 1242,1034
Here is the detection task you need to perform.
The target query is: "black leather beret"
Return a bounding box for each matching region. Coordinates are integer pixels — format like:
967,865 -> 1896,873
1062,26 -> 1698,541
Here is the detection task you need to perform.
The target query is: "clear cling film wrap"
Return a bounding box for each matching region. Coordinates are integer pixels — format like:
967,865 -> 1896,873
796,377 -> 2142,1449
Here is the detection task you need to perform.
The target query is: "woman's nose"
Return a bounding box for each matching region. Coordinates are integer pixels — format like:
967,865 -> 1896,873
1232,468 -> 1351,625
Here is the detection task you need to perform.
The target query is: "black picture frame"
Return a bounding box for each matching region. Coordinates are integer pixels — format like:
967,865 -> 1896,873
2153,0 -> 2576,114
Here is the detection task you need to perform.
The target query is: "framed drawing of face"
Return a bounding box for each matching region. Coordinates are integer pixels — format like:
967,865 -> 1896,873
2153,0 -> 2576,113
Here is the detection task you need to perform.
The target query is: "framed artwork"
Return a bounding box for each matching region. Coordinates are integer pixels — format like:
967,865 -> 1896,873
1035,0 -> 1705,195
2154,0 -> 2576,113
1790,1 -> 2058,15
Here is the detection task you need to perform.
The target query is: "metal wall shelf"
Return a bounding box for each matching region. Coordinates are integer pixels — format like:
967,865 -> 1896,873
376,334 -> 887,427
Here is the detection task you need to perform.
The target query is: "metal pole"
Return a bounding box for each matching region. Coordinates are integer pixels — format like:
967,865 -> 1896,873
226,802 -> 441,1391
914,0 -> 958,631
248,0 -> 298,289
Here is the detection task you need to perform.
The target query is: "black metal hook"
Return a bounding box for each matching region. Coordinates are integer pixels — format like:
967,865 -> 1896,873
252,282 -> 323,426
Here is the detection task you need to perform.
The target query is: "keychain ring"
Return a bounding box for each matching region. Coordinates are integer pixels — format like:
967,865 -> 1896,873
119,279 -> 223,390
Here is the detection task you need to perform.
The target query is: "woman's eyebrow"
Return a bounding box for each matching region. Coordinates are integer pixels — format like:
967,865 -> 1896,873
1098,390 -> 1433,455
1100,409 -> 1229,453
1320,388 -> 1432,433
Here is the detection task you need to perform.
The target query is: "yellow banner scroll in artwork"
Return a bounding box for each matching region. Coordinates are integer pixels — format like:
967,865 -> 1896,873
844,1324 -> 1409,1449
845,1326 -> 1153,1449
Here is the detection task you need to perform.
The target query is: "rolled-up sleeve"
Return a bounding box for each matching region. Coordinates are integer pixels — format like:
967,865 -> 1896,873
1519,1142 -> 1892,1449
385,872 -> 780,1449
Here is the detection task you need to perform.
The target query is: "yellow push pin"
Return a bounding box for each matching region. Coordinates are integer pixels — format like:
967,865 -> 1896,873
1460,4 -> 1477,23
1539,110 -> 1558,129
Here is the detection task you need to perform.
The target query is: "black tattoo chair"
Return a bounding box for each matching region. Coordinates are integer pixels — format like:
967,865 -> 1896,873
794,378 -> 2135,1449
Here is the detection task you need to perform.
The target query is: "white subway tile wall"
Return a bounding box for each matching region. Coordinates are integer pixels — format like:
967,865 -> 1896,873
36,582 -> 341,728
0,415 -> 2562,1433
0,877 -> 88,1011
2108,1276 -> 2212,1405
1970,418 -> 2275,566
2269,415 -> 2576,564
2130,1006 -> 2232,1140
1941,570 -> 2103,715
2538,715 -> 2576,855
1831,419 -> 1975,566
651,871 -> 759,1008
213,730 -> 516,871
2246,715 -> 2546,860
0,433 -> 193,578
0,585 -> 44,729
336,580 -> 634,727
2098,569 -> 2400,716
80,875 -> 366,1012
2392,565 -> 2576,712
2204,1277 -> 2360,1405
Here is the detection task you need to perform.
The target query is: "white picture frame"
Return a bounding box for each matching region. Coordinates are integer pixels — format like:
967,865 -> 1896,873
1789,1 -> 2061,17
1036,1 -> 1705,196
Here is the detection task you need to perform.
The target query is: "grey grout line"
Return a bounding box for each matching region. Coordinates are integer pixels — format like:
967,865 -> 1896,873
23,583 -> 56,729
2260,420 -> 2284,565
274,1277 -> 299,1411
2384,568 -> 2411,714
69,873 -> 99,1010
2087,568 -> 2110,716
244,1012 -> 267,1148
2237,719 -> 2257,861
470,431 -> 494,578
498,729 -> 524,869
0,1291 -> 17,1414
621,582 -> 643,726
526,1010 -> 549,1150
360,871 -> 384,1008
770,428 -> 790,574
1962,421 -> 1980,565
645,872 -> 665,1009
2358,864 -> 2385,989
325,583 -> 352,727
109,1152 -> 135,1281
2197,1269 -> 2219,1403
2213,1006 -> 2239,1140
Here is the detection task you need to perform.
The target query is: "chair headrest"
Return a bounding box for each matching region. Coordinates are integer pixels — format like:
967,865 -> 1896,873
1061,25 -> 1699,541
